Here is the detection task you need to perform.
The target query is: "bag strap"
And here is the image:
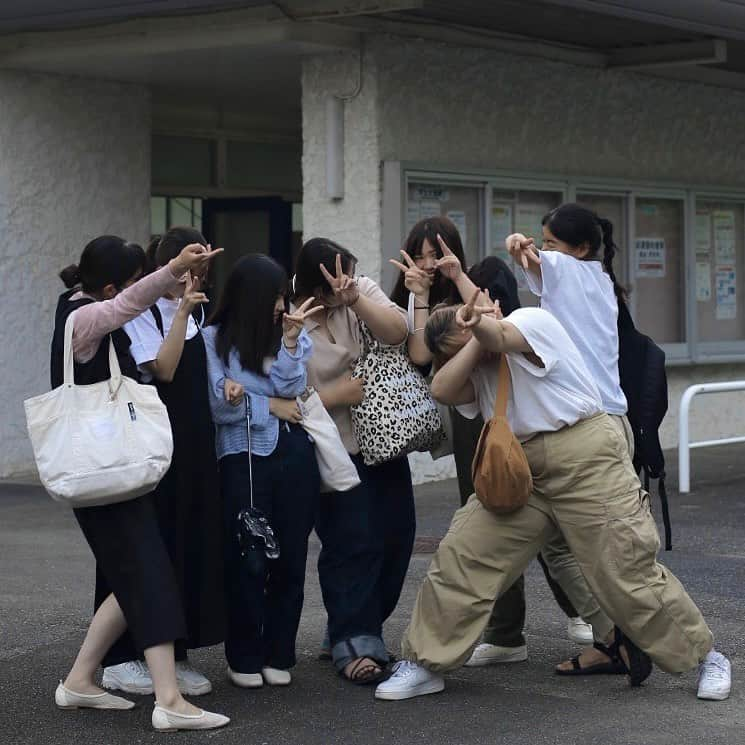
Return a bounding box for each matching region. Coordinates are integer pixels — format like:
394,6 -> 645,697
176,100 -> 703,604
62,311 -> 122,395
150,303 -> 203,340
493,354 -> 511,419
245,395 -> 254,509
356,317 -> 376,357
150,304 -> 165,338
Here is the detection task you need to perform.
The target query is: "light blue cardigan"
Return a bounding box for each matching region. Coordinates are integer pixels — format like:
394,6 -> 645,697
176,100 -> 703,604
202,324 -> 312,458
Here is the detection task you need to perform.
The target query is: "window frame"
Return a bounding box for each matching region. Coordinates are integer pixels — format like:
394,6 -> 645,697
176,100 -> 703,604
383,161 -> 745,365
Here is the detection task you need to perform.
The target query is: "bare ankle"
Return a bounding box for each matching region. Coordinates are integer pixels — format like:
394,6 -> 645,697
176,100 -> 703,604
156,692 -> 183,710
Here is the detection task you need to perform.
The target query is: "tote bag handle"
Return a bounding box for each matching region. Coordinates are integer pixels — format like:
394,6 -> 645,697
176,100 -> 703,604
62,311 -> 123,398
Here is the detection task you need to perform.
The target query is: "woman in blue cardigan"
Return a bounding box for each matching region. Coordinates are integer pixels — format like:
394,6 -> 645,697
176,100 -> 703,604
203,254 -> 321,689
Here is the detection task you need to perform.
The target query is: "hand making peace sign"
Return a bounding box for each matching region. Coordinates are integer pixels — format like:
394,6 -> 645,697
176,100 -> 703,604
319,253 -> 360,307
505,233 -> 541,271
456,288 -> 500,330
435,234 -> 464,280
282,297 -> 324,345
389,250 -> 432,298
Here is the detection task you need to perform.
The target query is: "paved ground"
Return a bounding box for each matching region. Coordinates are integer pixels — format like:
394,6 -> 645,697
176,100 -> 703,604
2,444 -> 744,745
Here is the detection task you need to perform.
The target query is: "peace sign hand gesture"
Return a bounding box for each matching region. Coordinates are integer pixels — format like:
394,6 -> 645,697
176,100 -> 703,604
282,297 -> 323,345
319,254 -> 360,307
435,234 -> 463,280
456,289 -> 498,330
505,233 -> 541,271
178,273 -> 208,318
389,250 -> 432,298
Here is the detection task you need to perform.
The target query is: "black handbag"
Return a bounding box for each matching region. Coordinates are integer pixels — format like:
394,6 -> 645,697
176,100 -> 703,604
235,397 -> 280,575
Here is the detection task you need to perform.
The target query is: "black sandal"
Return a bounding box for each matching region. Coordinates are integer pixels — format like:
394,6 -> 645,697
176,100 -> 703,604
613,627 -> 653,687
555,645 -> 626,677
342,657 -> 387,686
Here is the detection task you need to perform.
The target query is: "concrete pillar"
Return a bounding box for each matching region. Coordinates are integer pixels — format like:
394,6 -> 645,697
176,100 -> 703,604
0,71 -> 151,479
301,49 -> 383,281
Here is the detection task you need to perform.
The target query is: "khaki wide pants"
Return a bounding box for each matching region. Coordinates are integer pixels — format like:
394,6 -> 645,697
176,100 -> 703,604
402,414 -> 713,674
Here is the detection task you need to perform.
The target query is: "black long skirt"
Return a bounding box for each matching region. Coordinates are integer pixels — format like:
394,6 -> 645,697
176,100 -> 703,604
75,495 -> 187,654
100,330 -> 224,665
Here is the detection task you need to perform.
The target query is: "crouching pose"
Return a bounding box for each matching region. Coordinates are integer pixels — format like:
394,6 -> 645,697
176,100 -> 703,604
375,289 -> 731,702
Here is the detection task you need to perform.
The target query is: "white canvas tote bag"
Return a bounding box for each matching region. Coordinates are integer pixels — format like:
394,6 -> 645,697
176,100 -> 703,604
24,312 -> 173,507
297,388 -> 360,493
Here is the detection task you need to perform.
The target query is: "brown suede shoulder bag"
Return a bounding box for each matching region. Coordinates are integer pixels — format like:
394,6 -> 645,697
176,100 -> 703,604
471,355 -> 533,513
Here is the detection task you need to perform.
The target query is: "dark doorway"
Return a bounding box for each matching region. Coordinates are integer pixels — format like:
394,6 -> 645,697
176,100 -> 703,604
202,197 -> 292,291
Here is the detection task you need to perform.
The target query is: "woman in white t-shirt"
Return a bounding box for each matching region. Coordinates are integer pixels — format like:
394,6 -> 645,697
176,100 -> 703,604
103,228 -> 224,698
506,202 -> 627,417
375,288 -> 730,704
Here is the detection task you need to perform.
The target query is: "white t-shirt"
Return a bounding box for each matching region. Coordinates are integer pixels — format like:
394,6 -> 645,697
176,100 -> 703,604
456,308 -> 603,440
124,297 -> 201,382
518,251 -> 627,416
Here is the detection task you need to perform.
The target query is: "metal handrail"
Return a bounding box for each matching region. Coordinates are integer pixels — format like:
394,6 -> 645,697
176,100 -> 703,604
678,381 -> 745,493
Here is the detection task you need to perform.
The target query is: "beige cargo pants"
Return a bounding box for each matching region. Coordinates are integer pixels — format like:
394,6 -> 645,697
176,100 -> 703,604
402,413 -> 713,674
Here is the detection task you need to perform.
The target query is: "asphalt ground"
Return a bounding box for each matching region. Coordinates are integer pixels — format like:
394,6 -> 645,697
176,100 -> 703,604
1,444 -> 744,745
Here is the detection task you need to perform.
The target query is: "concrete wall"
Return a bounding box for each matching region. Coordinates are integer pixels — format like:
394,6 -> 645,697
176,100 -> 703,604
0,71 -> 150,479
373,36 -> 745,184
301,50 -> 382,279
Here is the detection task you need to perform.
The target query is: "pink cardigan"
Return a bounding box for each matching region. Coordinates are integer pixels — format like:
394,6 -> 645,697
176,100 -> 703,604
72,265 -> 182,363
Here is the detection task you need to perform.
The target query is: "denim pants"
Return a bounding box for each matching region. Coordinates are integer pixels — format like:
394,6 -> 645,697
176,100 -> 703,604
220,424 -> 320,673
315,454 -> 415,671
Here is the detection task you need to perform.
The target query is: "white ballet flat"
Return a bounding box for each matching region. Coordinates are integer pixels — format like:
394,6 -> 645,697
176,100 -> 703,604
261,667 -> 291,686
152,704 -> 230,732
55,682 -> 135,710
227,666 -> 263,688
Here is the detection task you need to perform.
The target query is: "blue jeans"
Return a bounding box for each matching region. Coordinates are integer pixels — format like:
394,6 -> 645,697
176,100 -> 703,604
220,425 -> 320,673
315,454 -> 415,671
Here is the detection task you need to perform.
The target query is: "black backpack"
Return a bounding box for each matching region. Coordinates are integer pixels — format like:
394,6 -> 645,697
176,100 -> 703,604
617,301 -> 672,550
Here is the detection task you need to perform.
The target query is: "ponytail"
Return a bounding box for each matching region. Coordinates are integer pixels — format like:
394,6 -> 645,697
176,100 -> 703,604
59,263 -> 82,288
597,218 -> 627,304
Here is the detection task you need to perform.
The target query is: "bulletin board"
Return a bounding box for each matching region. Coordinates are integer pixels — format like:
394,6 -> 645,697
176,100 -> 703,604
490,189 -> 563,308
695,201 -> 745,342
633,198 -> 685,344
407,181 -> 483,268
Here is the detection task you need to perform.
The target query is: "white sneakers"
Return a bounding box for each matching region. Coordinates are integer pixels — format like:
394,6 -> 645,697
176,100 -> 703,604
567,617 -> 594,646
102,660 -> 154,695
152,704 -> 230,732
697,650 -> 731,701
465,643 -> 528,667
55,682 -> 135,710
102,660 -> 212,696
375,661 -> 444,701
175,660 -> 213,695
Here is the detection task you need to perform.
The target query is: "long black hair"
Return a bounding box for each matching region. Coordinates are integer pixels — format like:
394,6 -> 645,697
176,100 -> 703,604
542,203 -> 626,303
390,216 -> 466,310
208,254 -> 288,375
59,235 -> 145,293
293,237 -> 357,301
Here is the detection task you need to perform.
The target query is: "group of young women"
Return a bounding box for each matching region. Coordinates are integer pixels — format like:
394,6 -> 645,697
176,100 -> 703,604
49,205 -> 731,733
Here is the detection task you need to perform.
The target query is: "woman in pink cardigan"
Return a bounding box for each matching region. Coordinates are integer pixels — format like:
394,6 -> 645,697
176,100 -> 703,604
49,235 -> 228,733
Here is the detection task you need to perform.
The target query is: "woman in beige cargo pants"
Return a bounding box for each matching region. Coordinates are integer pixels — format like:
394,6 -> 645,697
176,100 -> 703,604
375,299 -> 731,703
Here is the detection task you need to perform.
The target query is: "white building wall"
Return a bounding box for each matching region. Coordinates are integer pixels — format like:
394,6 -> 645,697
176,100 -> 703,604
0,71 -> 150,479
